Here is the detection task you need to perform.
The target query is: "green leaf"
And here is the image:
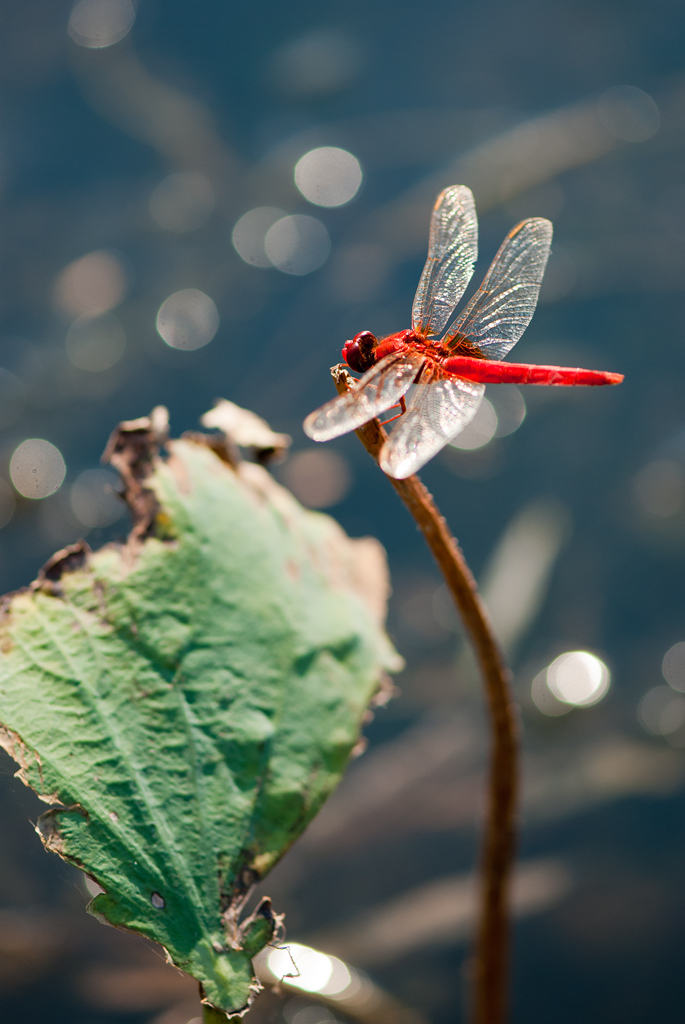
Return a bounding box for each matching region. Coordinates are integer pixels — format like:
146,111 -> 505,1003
0,410 -> 400,1017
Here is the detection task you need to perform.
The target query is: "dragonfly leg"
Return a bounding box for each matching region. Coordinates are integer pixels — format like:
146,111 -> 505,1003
378,395 -> 407,426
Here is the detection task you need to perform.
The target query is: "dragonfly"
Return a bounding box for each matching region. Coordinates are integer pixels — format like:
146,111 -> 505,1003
303,184 -> 623,479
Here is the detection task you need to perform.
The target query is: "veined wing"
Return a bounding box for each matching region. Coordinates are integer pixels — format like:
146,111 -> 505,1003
379,365 -> 484,479
412,185 -> 478,339
444,218 -> 552,360
303,350 -> 424,442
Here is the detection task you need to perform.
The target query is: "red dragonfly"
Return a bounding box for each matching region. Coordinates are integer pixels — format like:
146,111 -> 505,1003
303,185 -> 623,479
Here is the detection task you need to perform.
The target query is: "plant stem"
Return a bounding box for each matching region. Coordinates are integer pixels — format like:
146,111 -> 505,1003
332,367 -> 518,1024
202,1004 -> 231,1024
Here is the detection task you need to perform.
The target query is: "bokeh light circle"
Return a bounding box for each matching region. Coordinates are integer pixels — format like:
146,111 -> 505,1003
10,440 -> 66,500
597,85 -> 660,142
282,449 -> 352,508
68,0 -> 135,49
156,289 -> 219,350
70,469 -> 124,528
294,147 -> 363,207
266,943 -> 333,993
54,250 -> 127,319
232,207 -> 286,267
531,670 -> 573,717
270,29 -> 360,98
546,651 -> 611,707
449,399 -> 498,450
150,172 -> 215,233
491,385 -> 526,437
638,685 -> 685,737
662,641 -> 685,692
66,314 -> 126,372
632,459 -> 685,518
264,215 -> 331,275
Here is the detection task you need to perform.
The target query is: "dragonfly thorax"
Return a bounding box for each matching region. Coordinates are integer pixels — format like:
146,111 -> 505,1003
373,329 -> 427,361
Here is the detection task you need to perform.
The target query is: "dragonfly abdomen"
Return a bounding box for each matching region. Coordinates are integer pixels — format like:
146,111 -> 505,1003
441,355 -> 623,386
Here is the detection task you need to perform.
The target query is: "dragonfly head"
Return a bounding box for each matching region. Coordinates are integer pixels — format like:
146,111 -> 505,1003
342,331 -> 377,373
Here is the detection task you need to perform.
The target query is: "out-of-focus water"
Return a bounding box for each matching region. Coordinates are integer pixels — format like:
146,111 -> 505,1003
1,2 -> 685,1022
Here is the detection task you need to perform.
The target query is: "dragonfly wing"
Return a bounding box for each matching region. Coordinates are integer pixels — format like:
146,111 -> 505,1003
379,366 -> 485,479
444,218 -> 552,360
303,350 -> 425,442
412,185 -> 478,339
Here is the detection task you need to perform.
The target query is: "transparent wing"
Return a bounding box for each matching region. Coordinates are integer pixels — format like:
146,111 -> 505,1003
379,366 -> 485,479
303,350 -> 425,442
443,218 -> 552,360
412,185 -> 478,339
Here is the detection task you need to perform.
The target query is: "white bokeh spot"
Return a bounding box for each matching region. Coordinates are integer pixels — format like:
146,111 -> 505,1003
294,147 -> 362,207
265,215 -> 331,275
68,0 -> 135,49
10,440 -> 66,500
156,289 -> 219,350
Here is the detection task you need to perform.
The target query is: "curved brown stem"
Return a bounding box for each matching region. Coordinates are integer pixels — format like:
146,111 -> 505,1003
332,366 -> 518,1024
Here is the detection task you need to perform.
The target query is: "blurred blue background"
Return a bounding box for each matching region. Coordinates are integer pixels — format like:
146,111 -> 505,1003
1,2 -> 685,1022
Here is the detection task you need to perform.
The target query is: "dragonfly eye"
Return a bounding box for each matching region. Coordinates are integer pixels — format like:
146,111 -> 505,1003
343,331 -> 377,373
